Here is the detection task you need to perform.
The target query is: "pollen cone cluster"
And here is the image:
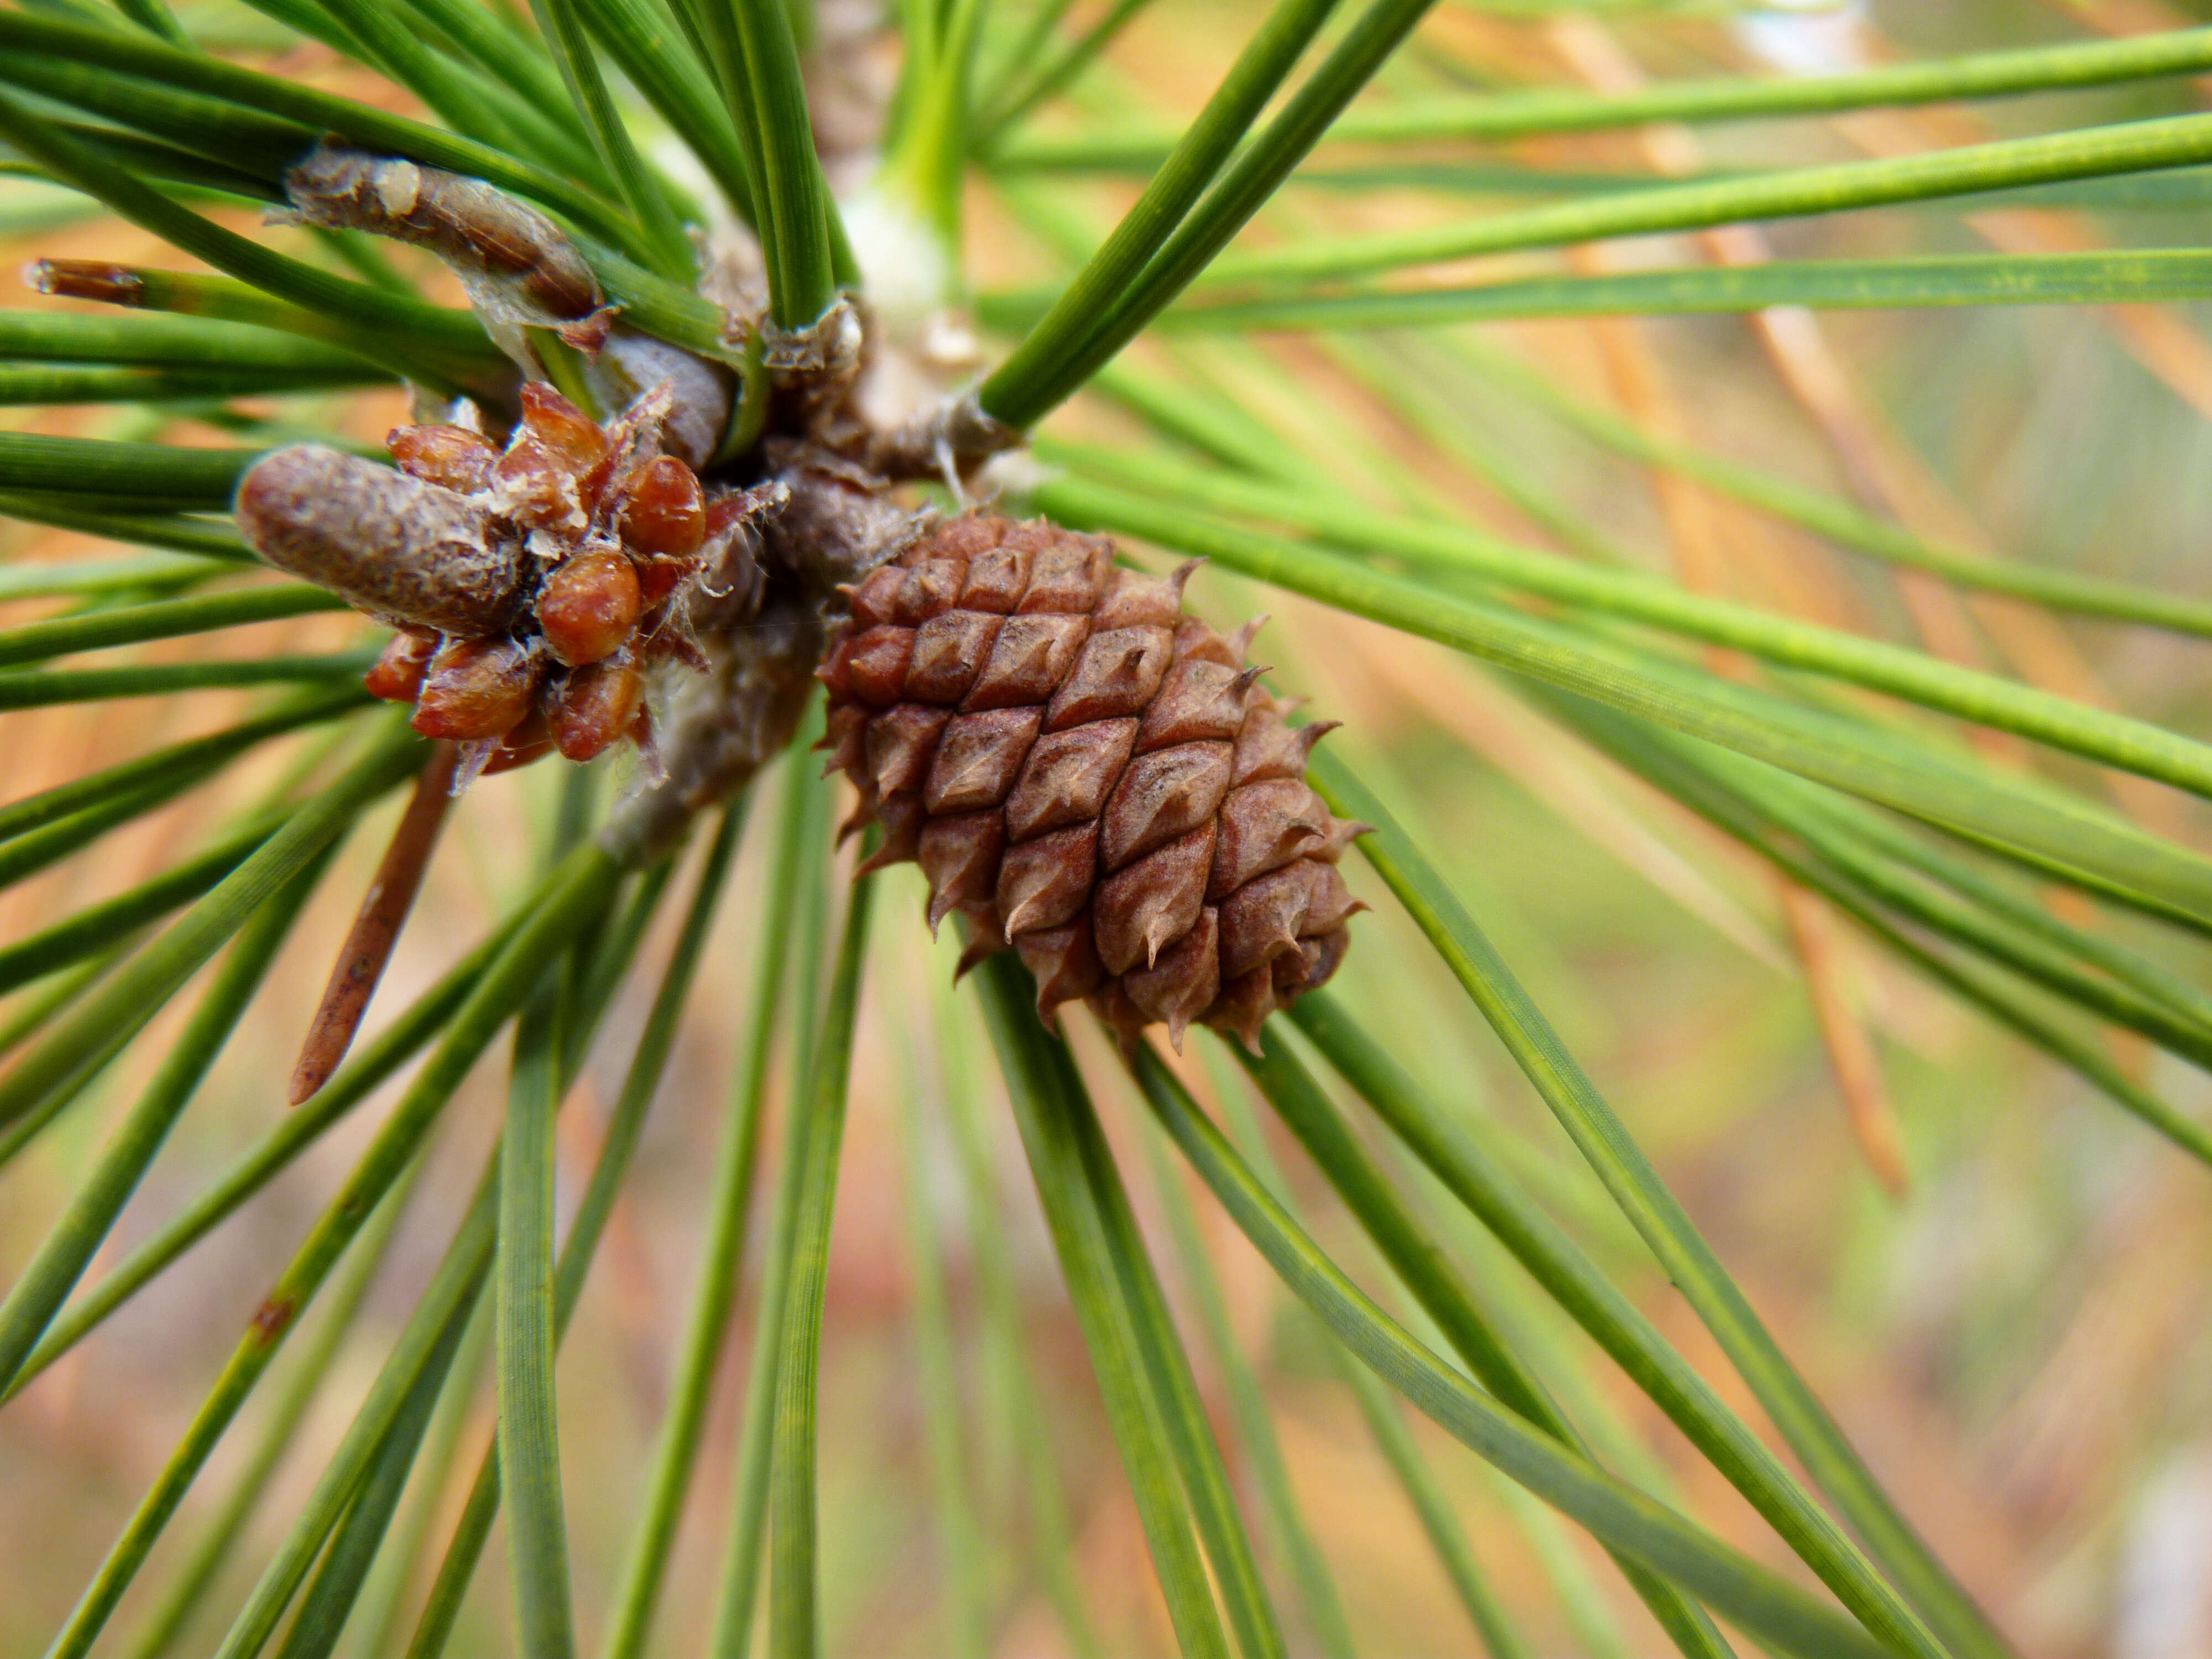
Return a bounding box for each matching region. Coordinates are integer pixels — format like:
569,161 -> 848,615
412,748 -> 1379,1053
238,382 -> 765,784
821,515 -> 1368,1048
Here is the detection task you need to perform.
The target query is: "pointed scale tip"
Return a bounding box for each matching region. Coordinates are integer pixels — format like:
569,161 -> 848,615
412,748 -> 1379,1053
925,886 -> 960,938
852,837 -> 909,878
836,796 -> 877,845
1000,890 -> 1056,940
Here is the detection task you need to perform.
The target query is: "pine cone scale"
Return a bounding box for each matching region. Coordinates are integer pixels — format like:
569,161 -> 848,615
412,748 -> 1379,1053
998,826 -> 1097,936
927,708 -> 1039,813
1049,627 -> 1173,728
822,514 -> 1366,1048
968,614 -> 1087,709
1008,720 -> 1135,840
1101,742 -> 1233,872
909,612 -> 1000,699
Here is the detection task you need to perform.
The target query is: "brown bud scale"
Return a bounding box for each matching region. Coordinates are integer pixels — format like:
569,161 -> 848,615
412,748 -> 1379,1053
822,515 -> 1367,1050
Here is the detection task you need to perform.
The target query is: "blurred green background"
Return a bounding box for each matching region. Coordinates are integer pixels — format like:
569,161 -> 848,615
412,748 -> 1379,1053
6,0 -> 2212,1654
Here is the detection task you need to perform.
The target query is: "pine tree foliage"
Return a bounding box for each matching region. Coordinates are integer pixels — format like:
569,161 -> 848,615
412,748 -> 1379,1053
1,0 -> 2210,1654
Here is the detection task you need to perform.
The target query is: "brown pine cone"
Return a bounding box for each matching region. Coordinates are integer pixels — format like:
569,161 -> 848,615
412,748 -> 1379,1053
820,514 -> 1367,1048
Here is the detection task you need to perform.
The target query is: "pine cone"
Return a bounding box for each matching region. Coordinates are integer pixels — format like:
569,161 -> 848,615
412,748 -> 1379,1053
820,514 -> 1367,1048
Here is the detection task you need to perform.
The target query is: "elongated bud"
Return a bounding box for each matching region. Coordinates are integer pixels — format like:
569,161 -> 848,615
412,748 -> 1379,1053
284,144 -> 602,322
27,258 -> 144,306
236,446 -> 528,635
